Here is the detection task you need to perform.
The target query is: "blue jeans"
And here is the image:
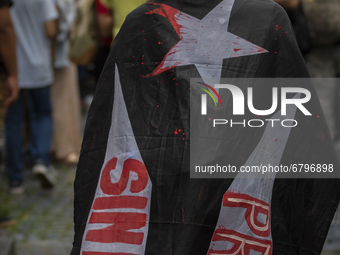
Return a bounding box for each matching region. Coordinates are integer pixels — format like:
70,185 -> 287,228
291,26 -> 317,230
5,86 -> 52,183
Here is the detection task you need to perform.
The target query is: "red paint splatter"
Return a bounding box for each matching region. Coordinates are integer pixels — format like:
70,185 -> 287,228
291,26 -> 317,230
234,48 -> 241,52
146,4 -> 182,36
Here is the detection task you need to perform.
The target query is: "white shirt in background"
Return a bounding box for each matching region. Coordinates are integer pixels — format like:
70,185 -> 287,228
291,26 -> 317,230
10,0 -> 59,88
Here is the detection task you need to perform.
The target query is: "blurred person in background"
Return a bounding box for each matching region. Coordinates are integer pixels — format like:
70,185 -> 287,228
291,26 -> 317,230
0,0 -> 18,109
274,0 -> 298,8
6,0 -> 58,194
0,0 -> 19,227
78,0 -> 142,105
299,1 -> 340,249
51,0 -> 82,164
76,0 -> 113,111
274,0 -> 313,56
100,0 -> 145,37
275,0 -> 340,144
301,0 -> 340,143
91,0 -> 113,81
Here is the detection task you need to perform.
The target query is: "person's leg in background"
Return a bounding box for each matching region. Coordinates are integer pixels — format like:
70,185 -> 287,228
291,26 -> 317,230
28,85 -> 56,188
0,73 -> 17,225
5,90 -> 24,194
51,64 -> 82,163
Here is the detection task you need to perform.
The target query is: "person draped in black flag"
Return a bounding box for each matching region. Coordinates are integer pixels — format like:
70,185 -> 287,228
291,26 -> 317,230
71,0 -> 340,254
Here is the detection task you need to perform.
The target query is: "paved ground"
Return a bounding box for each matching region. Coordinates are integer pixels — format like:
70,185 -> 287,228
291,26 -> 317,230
0,109 -> 83,255
0,162 -> 75,255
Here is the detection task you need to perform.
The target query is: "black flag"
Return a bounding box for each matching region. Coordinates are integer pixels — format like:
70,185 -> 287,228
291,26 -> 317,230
71,0 -> 340,254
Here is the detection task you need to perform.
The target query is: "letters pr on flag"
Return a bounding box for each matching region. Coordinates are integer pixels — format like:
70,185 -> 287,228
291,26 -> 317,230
71,0 -> 340,254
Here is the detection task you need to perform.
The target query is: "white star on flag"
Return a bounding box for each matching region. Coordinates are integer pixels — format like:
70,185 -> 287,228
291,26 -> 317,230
146,0 -> 268,89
